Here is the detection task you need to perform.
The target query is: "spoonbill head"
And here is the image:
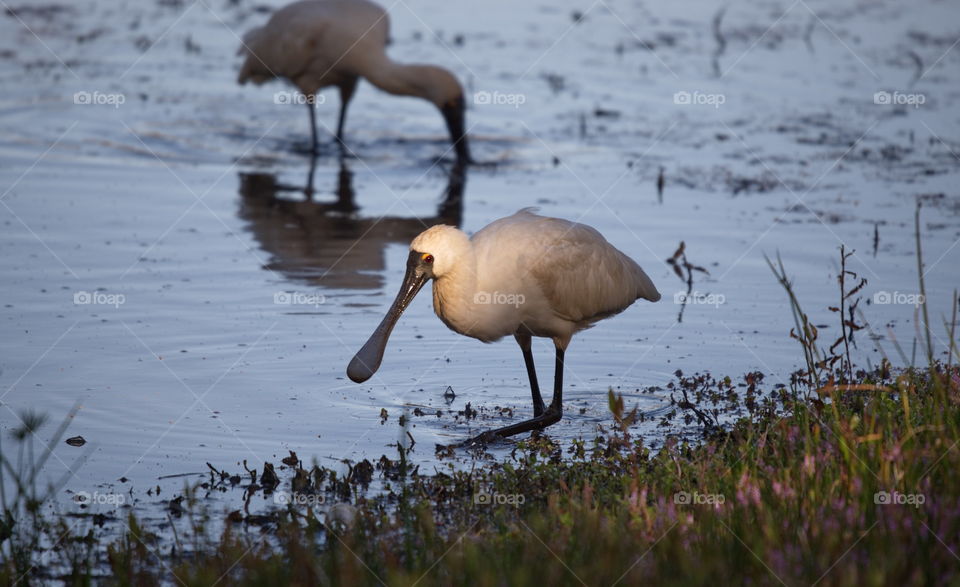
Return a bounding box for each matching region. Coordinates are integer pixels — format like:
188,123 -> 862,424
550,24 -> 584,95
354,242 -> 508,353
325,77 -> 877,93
347,209 -> 661,445
237,0 -> 470,161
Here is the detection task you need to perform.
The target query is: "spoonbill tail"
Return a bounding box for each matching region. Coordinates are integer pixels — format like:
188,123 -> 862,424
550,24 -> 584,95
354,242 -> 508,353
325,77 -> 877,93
347,209 -> 661,445
238,0 -> 470,161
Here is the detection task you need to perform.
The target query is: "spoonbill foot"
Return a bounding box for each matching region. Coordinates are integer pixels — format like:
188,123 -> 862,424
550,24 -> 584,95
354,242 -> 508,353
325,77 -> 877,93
458,404 -> 562,448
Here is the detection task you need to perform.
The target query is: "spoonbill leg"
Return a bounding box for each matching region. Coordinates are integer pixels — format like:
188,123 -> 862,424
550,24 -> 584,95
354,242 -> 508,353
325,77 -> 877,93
463,345 -> 565,446
515,333 -> 545,417
306,100 -> 319,154
336,77 -> 359,144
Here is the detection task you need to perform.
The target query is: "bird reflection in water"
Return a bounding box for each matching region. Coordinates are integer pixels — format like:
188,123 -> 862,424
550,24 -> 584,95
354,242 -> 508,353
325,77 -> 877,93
238,157 -> 466,290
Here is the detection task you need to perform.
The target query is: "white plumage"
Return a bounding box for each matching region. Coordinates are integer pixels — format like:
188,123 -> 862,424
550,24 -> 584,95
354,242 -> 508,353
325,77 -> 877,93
415,208 -> 660,345
348,208 -> 660,445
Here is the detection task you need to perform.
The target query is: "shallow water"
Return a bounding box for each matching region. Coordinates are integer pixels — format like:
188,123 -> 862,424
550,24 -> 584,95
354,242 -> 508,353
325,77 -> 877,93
0,0 -> 958,523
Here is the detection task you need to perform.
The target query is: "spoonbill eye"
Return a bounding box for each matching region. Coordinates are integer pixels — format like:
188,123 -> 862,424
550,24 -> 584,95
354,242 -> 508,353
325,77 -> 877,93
422,254 -> 434,264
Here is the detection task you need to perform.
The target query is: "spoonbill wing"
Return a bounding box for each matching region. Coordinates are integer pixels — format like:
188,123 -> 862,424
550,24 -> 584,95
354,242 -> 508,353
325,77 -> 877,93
529,220 -> 661,325
238,0 -> 389,87
474,209 -> 660,327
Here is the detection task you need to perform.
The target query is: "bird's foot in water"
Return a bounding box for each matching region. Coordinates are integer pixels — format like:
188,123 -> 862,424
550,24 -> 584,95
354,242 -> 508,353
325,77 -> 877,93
433,431 -> 504,454
457,429 -> 507,448
453,406 -> 563,449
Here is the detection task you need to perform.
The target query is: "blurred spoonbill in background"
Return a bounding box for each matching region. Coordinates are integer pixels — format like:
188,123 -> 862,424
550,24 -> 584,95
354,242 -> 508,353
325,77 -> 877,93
238,0 -> 471,161
347,208 -> 661,445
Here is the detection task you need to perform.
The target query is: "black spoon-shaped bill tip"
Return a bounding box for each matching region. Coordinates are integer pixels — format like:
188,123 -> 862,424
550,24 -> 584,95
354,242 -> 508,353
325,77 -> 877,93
345,253 -> 430,384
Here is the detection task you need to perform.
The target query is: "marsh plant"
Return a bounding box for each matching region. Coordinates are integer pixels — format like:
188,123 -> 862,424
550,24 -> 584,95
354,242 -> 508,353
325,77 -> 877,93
0,406 -> 99,583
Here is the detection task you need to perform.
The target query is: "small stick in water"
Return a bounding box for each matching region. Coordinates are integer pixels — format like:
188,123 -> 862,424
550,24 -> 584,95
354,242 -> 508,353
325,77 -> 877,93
657,166 -> 665,203
906,50 -> 923,87
711,7 -> 727,77
803,16 -> 816,53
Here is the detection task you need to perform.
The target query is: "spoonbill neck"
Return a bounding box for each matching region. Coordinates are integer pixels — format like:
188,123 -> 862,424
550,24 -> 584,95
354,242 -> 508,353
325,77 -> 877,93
361,54 -> 470,161
362,55 -> 431,99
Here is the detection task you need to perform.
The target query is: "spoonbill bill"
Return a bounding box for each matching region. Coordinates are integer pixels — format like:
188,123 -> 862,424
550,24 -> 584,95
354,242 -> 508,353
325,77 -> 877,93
238,0 -> 471,161
347,209 -> 661,445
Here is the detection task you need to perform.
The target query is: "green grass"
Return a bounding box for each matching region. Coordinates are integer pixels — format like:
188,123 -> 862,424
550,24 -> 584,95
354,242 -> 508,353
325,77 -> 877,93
4,361 -> 957,585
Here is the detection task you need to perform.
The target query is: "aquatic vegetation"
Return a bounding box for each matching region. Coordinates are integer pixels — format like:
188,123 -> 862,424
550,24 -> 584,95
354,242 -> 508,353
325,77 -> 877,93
3,348 -> 958,583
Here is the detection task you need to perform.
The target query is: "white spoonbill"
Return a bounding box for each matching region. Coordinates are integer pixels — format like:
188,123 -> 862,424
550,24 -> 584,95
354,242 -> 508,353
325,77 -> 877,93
347,209 -> 661,444
238,0 -> 471,161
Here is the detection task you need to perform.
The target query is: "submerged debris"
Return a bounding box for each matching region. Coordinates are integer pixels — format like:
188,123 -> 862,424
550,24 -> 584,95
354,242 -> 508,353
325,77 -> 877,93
167,495 -> 185,516
443,385 -> 456,403
261,462 -> 280,488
